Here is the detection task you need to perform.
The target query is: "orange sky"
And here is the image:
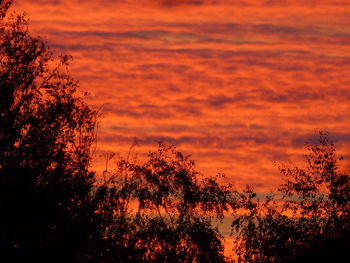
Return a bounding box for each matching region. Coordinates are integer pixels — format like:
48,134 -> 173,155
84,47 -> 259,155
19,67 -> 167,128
10,0 -> 350,257
11,0 -> 350,190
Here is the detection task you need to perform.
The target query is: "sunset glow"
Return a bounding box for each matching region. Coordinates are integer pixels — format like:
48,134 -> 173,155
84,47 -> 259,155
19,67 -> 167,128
12,0 -> 350,211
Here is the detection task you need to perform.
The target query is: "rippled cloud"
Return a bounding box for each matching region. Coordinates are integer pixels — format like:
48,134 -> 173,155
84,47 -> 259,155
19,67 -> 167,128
12,0 -> 350,194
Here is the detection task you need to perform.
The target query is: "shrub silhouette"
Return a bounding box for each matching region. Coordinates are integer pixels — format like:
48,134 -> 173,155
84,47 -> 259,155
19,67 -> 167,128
232,132 -> 350,263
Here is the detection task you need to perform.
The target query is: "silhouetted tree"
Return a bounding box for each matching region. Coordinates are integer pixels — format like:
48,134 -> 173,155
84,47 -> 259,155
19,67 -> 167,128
0,3 -> 237,262
231,132 -> 350,263
0,4 -> 110,262
99,143 -> 234,262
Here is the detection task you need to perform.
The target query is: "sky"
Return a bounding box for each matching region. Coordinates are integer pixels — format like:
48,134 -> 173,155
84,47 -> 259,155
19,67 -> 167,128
11,0 -> 350,193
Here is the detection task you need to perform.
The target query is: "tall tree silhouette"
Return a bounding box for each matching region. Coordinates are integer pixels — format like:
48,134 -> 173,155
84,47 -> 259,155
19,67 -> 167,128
231,132 -> 350,263
0,3 -> 236,262
0,4 -> 109,262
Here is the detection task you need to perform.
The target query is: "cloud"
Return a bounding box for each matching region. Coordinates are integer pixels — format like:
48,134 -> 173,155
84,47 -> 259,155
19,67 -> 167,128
102,102 -> 203,120
13,0 -> 350,197
157,0 -> 205,8
292,132 -> 350,147
98,133 -> 283,148
27,0 -> 62,4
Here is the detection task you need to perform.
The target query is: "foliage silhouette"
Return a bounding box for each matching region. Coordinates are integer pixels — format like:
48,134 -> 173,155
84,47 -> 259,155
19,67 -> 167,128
98,143 -> 234,262
0,3 -> 236,262
0,4 -> 112,262
231,132 -> 350,263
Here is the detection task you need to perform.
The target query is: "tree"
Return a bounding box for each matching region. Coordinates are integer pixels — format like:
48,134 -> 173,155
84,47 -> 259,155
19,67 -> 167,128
98,143 -> 235,262
231,132 -> 350,263
0,3 -> 237,262
0,4 -> 109,262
